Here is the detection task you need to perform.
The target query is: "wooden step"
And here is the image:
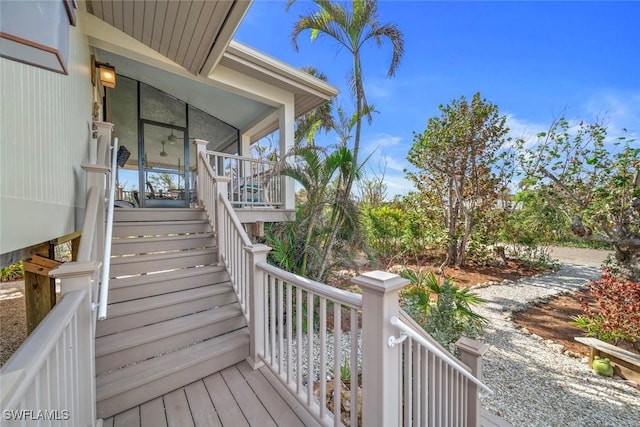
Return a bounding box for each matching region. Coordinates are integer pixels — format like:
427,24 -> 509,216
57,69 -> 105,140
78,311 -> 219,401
114,208 -> 207,222
96,284 -> 236,337
108,265 -> 226,303
96,328 -> 250,419
112,219 -> 212,238
111,233 -> 216,256
96,304 -> 246,374
110,248 -> 217,277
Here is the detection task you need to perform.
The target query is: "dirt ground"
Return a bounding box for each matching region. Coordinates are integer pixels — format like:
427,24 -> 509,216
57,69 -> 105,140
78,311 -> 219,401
0,281 -> 28,366
515,246 -> 614,356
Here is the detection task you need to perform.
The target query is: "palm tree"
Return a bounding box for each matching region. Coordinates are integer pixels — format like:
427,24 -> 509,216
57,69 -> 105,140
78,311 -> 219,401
289,0 -> 404,186
288,0 -> 404,279
295,66 -> 335,147
277,145 -> 357,276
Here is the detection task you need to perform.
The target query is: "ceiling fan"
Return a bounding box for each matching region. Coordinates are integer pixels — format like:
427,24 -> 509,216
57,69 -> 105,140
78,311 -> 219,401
160,140 -> 168,157
167,129 -> 178,143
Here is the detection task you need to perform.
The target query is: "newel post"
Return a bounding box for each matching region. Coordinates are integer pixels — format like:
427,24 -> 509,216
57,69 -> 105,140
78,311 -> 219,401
353,271 -> 409,427
194,139 -> 209,206
456,337 -> 489,427
214,176 -> 230,267
246,244 -> 271,369
50,261 -> 101,427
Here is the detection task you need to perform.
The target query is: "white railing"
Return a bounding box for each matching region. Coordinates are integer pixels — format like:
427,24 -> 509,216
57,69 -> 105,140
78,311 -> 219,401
98,137 -> 118,320
0,124 -> 115,427
195,139 -> 491,427
256,262 -> 363,427
1,186 -> 104,427
390,311 -> 491,427
0,291 -> 88,426
206,151 -> 282,208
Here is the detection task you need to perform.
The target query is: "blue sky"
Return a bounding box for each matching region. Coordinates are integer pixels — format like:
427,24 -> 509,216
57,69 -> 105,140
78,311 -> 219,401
234,1 -> 640,197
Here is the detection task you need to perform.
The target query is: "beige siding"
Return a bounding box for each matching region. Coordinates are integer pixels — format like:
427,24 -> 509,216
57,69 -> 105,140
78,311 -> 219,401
0,20 -> 93,255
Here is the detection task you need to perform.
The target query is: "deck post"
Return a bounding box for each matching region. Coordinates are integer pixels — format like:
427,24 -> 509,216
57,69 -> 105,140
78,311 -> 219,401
353,271 -> 409,427
456,337 -> 489,427
194,139 -> 209,206
50,261 -> 101,427
23,243 -> 60,334
215,177 -> 231,267
246,244 -> 271,369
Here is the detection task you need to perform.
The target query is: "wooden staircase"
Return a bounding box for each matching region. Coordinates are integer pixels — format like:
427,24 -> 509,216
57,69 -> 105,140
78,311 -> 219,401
95,208 -> 249,419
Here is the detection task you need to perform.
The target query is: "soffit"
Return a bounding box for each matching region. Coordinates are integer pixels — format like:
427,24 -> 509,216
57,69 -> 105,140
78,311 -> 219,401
85,0 -> 249,75
219,41 -> 339,141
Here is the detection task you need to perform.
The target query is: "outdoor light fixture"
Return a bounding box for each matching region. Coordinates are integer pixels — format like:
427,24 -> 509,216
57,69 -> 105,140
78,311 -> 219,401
91,55 -> 116,88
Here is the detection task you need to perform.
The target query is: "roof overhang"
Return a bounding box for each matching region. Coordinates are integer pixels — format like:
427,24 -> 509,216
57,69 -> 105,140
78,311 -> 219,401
85,0 -> 251,75
83,1 -> 338,141
217,41 -> 339,140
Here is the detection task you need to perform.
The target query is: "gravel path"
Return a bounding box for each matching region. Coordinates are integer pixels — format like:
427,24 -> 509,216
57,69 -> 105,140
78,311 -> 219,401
475,264 -> 640,427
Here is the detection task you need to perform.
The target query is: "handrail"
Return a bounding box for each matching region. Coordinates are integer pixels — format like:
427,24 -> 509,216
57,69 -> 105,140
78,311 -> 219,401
205,150 -> 277,166
77,186 -> 100,261
98,137 -> 118,320
219,191 -> 253,247
390,316 -> 493,394
257,261 -> 363,310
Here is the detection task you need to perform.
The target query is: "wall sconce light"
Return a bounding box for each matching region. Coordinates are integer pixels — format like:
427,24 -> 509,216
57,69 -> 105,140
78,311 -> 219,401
91,54 -> 116,89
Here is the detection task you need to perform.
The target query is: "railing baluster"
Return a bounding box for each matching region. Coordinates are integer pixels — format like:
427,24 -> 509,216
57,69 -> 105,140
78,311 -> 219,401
286,282 -> 293,385
278,278 -> 284,375
264,274 -> 270,362
306,291 -> 314,406
270,275 -> 276,367
319,297 -> 326,419
350,308 -> 358,427
333,303 -> 341,427
296,287 -> 303,394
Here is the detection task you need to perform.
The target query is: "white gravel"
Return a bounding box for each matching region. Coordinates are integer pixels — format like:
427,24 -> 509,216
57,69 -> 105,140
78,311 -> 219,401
474,264 -> 640,427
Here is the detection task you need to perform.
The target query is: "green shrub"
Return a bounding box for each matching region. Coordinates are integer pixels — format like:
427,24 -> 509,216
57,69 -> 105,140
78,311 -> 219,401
1,261 -> 24,282
400,270 -> 487,352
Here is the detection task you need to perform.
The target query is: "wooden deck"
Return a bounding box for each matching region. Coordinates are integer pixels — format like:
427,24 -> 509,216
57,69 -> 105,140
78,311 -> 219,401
102,361 -> 305,427
103,360 -> 512,427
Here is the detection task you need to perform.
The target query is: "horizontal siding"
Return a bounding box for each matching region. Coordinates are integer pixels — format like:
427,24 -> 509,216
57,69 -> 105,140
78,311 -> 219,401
0,19 -> 93,254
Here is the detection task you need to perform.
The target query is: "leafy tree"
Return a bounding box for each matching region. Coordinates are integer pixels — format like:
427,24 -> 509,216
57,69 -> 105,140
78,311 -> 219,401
517,118 -> 640,280
406,93 -> 511,268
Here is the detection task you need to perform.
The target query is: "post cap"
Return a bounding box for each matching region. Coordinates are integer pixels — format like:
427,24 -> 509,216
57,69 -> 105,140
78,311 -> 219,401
352,270 -> 409,295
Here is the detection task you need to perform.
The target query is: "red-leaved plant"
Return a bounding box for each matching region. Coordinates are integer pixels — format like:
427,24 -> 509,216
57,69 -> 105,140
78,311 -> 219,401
572,269 -> 640,351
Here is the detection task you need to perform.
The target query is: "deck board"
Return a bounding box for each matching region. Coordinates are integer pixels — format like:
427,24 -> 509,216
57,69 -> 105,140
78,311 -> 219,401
164,389 -> 195,427
237,362 -> 305,427
203,372 -> 250,427
102,360 -> 508,427
140,398 -> 167,427
220,365 -> 278,427
113,407 -> 140,427
184,381 -> 222,427
103,360 -> 304,427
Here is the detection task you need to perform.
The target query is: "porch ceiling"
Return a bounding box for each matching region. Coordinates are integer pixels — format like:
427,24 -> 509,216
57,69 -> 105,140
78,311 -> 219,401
96,49 -> 271,131
85,0 -> 249,75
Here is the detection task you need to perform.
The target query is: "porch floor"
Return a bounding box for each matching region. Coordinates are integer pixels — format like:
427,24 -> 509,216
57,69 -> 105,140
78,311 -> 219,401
102,361 -> 305,427
102,360 -> 511,427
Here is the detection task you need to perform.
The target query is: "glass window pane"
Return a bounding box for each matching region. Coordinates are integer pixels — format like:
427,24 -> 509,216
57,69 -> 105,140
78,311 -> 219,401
188,105 -> 238,166
140,82 -> 186,127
